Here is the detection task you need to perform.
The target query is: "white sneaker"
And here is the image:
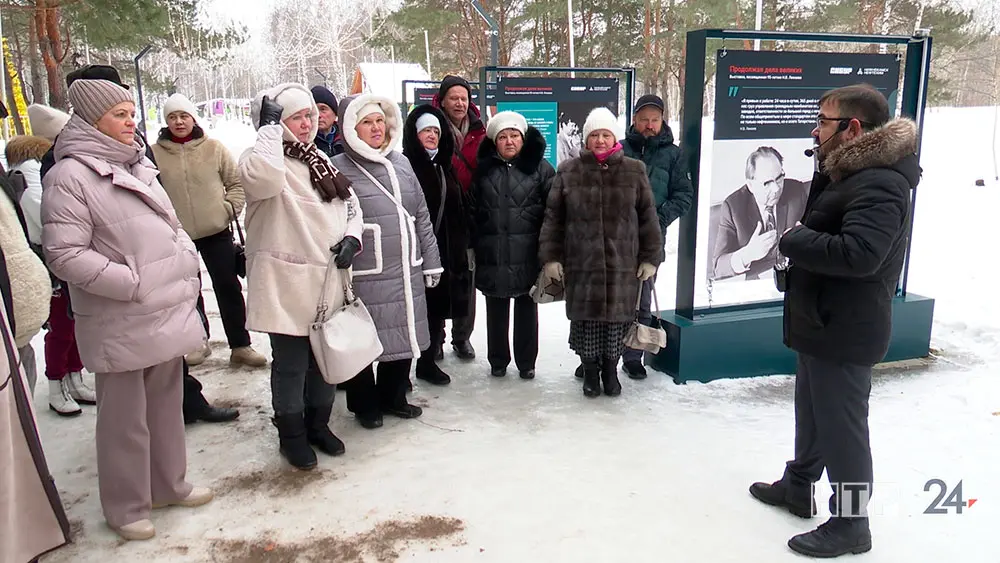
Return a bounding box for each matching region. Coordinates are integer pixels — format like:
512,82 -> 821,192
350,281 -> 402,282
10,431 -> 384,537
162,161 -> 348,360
48,379 -> 82,417
186,343 -> 212,366
66,371 -> 96,405
153,485 -> 214,509
112,519 -> 155,541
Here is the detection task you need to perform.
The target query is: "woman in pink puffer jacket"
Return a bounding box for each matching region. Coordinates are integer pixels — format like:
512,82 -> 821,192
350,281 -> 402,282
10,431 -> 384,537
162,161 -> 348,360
41,79 -> 213,542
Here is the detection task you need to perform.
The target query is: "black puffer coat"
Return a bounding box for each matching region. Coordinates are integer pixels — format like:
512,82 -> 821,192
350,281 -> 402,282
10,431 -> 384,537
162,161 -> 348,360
469,127 -> 555,298
402,104 -> 472,320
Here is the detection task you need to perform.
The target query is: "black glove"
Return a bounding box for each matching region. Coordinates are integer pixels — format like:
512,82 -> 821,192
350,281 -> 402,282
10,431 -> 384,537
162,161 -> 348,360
332,236 -> 361,269
259,95 -> 284,126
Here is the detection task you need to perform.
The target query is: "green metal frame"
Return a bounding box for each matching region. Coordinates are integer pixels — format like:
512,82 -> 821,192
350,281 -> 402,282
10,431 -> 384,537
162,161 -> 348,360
675,29 -> 933,319
477,66 -> 637,127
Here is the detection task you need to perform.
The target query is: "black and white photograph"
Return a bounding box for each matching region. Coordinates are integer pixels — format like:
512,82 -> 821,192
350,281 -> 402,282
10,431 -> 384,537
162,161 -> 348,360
705,138 -> 815,288
557,102 -> 616,163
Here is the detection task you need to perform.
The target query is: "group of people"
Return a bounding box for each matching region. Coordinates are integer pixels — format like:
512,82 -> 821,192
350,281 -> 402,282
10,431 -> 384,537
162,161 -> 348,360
1,59 -> 916,561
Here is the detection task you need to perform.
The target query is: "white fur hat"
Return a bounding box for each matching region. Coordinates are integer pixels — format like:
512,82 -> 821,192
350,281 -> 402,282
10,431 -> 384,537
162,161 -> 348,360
27,104 -> 70,142
582,107 -> 622,143
486,111 -> 527,142
162,93 -> 199,120
415,112 -> 441,133
274,87 -> 314,122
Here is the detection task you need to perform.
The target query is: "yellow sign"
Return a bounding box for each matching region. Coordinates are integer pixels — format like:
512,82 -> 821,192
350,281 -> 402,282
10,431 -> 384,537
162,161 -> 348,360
2,37 -> 31,136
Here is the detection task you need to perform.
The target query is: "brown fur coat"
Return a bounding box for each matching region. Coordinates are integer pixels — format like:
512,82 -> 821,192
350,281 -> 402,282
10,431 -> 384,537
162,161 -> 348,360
538,149 -> 662,323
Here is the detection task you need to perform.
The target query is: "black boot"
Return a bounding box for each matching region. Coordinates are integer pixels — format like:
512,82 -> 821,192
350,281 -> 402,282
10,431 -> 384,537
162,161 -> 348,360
574,363 -> 584,378
788,517 -> 872,557
415,356 -> 451,385
304,405 -> 346,456
272,413 -> 317,470
453,340 -> 476,360
749,480 -> 816,519
581,358 -> 601,397
600,356 -> 622,396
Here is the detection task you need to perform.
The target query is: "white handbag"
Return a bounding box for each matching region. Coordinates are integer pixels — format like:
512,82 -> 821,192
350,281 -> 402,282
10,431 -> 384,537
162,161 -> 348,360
309,258 -> 383,384
622,281 -> 667,354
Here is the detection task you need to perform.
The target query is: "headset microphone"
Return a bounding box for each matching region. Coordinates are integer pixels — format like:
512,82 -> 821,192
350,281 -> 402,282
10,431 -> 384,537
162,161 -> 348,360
804,119 -> 851,157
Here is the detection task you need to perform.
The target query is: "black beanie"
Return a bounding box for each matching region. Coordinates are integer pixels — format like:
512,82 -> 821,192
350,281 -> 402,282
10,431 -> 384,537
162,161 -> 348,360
438,75 -> 472,101
311,85 -> 339,116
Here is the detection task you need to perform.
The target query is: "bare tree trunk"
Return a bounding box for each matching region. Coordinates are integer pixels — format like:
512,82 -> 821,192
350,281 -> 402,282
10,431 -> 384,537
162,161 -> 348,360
27,19 -> 44,104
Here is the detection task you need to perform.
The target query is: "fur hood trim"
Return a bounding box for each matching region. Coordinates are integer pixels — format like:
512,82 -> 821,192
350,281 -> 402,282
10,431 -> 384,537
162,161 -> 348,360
5,135 -> 53,167
338,93 -> 403,161
823,118 -> 919,182
476,126 -> 547,175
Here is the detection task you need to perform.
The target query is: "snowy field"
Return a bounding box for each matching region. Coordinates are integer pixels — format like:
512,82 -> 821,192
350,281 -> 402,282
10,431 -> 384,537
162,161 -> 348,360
33,107 -> 1000,562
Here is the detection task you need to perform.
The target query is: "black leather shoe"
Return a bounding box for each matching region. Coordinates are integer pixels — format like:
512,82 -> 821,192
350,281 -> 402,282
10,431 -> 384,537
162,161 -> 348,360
416,359 -> 452,386
788,518 -> 872,558
185,406 -> 240,425
519,369 -> 535,380
749,480 -> 816,519
622,359 -> 647,380
356,412 -> 383,429
490,367 -> 506,378
453,341 -> 476,360
382,404 -> 423,419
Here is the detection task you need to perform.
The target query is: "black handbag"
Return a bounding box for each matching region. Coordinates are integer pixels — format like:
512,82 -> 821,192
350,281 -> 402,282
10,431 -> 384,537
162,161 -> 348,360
233,218 -> 246,278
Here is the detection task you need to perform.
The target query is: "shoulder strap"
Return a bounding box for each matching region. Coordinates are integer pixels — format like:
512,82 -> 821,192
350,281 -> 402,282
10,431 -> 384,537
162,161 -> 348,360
314,256 -> 356,323
347,156 -> 413,221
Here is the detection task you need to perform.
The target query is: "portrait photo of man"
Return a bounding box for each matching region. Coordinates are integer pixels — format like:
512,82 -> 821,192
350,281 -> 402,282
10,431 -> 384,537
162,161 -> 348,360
711,146 -> 809,281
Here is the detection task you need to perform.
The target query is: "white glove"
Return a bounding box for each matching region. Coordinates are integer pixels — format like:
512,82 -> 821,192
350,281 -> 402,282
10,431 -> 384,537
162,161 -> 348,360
637,262 -> 656,281
425,273 -> 441,288
467,249 -> 475,271
544,261 -> 564,282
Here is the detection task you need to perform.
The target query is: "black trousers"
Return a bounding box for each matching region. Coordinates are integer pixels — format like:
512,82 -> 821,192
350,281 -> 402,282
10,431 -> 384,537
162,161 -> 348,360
449,275 -> 476,343
341,358 -> 412,415
781,352 -> 874,517
421,314 -> 446,364
485,295 -> 538,371
193,229 -> 251,349
182,360 -> 210,416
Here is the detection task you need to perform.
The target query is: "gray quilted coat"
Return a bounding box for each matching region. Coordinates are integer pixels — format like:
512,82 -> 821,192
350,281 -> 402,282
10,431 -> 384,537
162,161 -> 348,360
333,94 -> 443,362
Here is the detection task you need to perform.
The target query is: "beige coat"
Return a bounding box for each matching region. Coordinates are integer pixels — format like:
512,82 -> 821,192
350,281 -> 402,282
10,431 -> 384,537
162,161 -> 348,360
239,83 -> 364,337
0,190 -> 49,347
151,128 -> 245,240
41,115 -> 205,374
0,302 -> 69,562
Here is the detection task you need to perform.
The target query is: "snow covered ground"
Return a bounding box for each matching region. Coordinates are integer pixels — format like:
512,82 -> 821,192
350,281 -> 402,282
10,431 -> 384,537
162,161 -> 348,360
32,107 -> 1000,562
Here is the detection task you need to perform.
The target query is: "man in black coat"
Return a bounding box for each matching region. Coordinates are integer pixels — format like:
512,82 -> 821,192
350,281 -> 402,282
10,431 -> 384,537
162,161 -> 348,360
39,64 -> 238,425
749,84 -> 920,558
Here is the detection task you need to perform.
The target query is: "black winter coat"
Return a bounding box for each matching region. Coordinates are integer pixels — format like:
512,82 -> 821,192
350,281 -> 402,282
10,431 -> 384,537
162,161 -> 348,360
402,105 -> 472,320
779,118 -> 920,366
314,125 -> 345,157
622,123 -> 693,232
469,127 -> 555,298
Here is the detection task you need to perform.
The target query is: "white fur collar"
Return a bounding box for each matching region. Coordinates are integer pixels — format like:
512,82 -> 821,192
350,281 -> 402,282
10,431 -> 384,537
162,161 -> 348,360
340,93 -> 403,162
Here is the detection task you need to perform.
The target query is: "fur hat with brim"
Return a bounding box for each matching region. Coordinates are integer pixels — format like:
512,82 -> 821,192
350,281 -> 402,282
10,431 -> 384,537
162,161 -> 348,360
27,104 -> 70,142
486,111 -> 528,142
582,107 -> 622,143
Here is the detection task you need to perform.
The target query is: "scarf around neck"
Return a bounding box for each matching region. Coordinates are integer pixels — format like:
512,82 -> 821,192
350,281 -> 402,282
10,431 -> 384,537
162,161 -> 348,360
283,141 -> 353,202
595,142 -> 623,164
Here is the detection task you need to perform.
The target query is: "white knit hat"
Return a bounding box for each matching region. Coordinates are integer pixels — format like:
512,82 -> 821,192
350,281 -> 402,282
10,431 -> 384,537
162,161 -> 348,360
582,107 -> 622,143
27,104 -> 70,142
355,102 -> 385,122
486,111 -> 527,142
162,93 -> 199,120
274,87 -> 314,121
415,112 -> 441,133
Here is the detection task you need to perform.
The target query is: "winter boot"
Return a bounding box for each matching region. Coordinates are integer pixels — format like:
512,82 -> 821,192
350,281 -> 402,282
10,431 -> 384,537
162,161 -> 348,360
415,356 -> 451,385
230,346 -> 268,367
304,405 -> 346,456
622,359 -> 647,380
787,517 -> 872,557
581,358 -> 602,398
600,357 -> 622,396
575,363 -> 585,378
272,413 -> 318,470
48,378 -> 82,417
749,480 -> 816,519
66,371 -> 96,405
453,340 -> 476,360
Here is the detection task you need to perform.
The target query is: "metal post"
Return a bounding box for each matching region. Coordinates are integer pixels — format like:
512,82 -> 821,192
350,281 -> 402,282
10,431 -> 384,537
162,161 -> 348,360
754,0 -> 763,50
471,1 -> 499,82
313,69 -> 328,87
567,0 -> 576,77
424,30 -> 432,76
133,45 -> 154,138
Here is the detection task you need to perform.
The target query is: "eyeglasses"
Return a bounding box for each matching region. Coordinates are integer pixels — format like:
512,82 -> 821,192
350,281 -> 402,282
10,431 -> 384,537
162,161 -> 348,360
816,116 -> 872,128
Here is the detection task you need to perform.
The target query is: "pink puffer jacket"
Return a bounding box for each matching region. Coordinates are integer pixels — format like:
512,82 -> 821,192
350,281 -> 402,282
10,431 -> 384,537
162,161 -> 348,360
41,115 -> 205,374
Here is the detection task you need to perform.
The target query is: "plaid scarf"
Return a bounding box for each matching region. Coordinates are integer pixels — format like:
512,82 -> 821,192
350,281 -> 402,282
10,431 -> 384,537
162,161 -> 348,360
282,141 -> 353,202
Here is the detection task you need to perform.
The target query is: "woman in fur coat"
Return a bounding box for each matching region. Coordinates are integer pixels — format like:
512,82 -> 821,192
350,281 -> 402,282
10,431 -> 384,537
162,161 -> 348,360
539,107 -> 662,397
401,104 -> 471,387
